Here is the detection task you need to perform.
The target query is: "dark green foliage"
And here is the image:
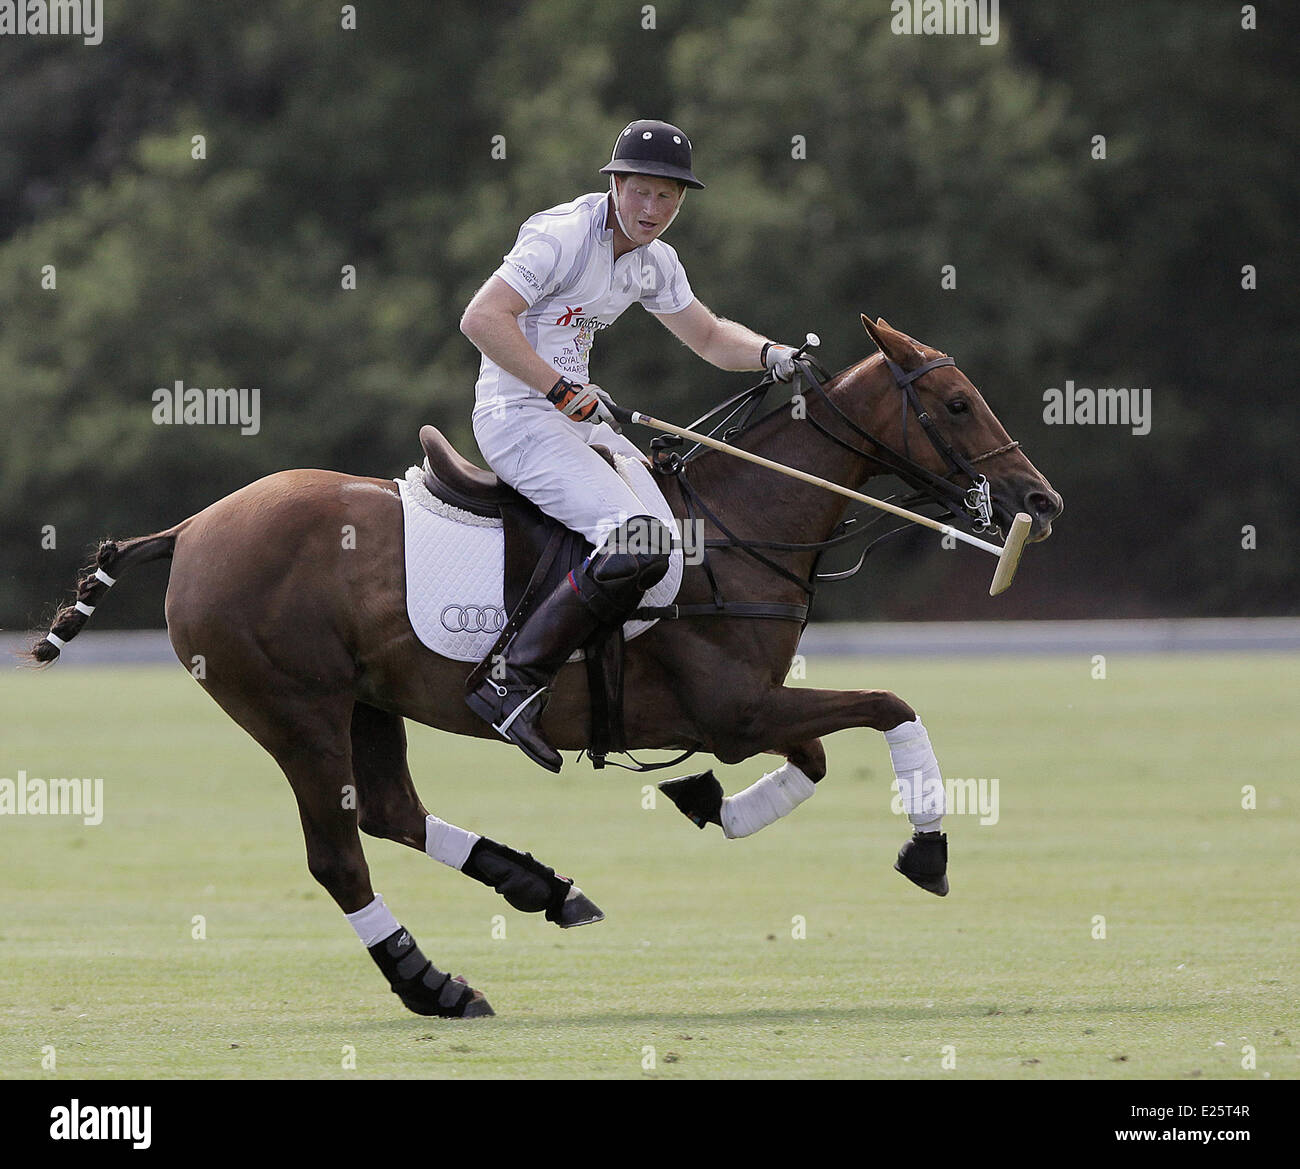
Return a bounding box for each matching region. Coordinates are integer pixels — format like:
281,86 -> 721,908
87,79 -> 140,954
1,0 -> 1294,626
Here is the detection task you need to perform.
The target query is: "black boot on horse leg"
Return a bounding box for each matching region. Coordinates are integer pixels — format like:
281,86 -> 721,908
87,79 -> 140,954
368,925 -> 494,1017
466,515 -> 672,772
895,831 -> 949,897
462,837 -> 604,927
347,704 -> 605,927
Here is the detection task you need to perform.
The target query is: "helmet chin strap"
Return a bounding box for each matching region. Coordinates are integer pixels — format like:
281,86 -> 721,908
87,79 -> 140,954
609,176 -> 687,242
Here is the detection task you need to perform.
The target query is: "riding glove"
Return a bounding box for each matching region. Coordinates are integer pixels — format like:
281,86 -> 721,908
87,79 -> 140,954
546,377 -> 621,431
761,341 -> 799,383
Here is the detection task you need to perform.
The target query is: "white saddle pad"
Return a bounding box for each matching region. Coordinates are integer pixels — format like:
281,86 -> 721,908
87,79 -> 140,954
396,462 -> 683,663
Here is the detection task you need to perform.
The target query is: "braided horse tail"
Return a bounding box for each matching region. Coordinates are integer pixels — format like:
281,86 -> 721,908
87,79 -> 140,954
24,526 -> 185,664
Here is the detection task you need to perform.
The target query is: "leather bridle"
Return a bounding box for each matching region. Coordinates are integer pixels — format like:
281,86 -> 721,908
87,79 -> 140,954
641,344 -> 1027,622
797,352 -> 1021,534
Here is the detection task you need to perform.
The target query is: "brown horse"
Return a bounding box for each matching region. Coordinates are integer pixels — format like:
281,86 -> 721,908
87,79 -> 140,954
26,316 -> 1061,1017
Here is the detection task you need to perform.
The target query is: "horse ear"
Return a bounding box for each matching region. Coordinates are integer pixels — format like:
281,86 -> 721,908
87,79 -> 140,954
861,314 -> 916,366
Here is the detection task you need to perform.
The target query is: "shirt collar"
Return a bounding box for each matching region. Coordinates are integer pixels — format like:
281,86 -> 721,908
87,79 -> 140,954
597,192 -> 615,242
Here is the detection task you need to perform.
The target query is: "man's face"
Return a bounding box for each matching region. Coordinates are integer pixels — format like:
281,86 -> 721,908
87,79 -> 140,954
613,174 -> 686,245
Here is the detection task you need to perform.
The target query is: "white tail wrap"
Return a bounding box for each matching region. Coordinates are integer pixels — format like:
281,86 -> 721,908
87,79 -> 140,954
94,567 -> 117,587
75,601 -> 95,616
45,631 -> 67,650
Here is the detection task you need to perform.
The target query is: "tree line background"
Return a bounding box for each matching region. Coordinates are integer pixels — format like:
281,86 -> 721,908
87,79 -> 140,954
1,0 -> 1295,629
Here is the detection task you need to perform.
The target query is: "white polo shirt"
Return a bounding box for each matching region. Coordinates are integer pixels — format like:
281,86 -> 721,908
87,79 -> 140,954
473,192 -> 695,409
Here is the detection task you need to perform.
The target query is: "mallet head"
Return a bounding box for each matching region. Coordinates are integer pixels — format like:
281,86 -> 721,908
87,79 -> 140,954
989,512 -> 1033,596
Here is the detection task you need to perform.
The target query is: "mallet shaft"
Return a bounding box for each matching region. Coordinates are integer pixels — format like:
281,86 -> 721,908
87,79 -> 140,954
630,410 -> 1004,555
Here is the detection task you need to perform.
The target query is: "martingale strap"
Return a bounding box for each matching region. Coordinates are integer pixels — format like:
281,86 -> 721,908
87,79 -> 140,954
628,466 -> 814,627
636,601 -> 809,622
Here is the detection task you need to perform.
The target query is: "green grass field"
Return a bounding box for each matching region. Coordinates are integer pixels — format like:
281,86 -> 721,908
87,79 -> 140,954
1,653 -> 1296,1080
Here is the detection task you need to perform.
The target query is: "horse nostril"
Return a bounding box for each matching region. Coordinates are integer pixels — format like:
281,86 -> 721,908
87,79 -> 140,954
1026,490 -> 1060,519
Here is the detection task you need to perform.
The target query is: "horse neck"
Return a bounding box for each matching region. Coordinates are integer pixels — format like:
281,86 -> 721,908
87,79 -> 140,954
683,370 -> 885,561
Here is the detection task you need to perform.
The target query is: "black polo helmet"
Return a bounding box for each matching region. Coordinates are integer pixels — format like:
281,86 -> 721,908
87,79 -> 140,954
600,120 -> 705,189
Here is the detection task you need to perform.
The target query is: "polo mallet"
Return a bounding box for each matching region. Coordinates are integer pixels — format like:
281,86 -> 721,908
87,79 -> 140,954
608,335 -> 1033,595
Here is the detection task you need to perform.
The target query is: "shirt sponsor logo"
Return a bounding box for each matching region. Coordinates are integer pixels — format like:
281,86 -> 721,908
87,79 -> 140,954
574,316 -> 605,359
507,260 -> 543,290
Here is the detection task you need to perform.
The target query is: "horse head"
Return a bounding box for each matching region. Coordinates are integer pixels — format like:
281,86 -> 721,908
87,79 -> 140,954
822,315 -> 1062,543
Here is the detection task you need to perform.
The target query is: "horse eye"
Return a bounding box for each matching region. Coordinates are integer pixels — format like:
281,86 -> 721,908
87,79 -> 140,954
947,398 -> 969,415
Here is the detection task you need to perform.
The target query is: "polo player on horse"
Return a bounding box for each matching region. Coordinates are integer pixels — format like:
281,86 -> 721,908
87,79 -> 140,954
460,119 -> 802,772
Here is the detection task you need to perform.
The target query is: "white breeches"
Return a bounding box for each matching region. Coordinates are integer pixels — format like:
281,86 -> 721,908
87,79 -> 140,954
472,398 -> 674,550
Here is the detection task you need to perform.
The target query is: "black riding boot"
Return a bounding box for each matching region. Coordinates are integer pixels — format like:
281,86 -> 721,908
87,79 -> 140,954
466,515 -> 673,772
465,574 -> 607,773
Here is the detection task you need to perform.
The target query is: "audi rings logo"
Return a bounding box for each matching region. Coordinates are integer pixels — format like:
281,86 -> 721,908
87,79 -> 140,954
440,604 -> 507,634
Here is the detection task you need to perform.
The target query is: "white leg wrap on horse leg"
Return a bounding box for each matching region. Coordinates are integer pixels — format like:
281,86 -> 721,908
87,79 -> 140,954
720,762 -> 816,840
345,893 -> 401,947
425,815 -> 480,870
885,718 -> 945,833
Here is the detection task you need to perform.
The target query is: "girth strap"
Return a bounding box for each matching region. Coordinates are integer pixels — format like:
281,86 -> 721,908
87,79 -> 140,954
635,601 -> 808,622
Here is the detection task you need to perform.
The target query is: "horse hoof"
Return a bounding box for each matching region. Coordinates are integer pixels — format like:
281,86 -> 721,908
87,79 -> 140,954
896,867 -> 949,897
458,987 -> 496,1018
397,974 -> 495,1018
658,770 -> 724,830
557,885 -> 605,928
894,831 -> 949,897
443,974 -> 495,1018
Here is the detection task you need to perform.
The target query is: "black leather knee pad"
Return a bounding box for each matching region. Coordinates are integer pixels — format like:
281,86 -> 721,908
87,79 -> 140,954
588,515 -> 673,593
